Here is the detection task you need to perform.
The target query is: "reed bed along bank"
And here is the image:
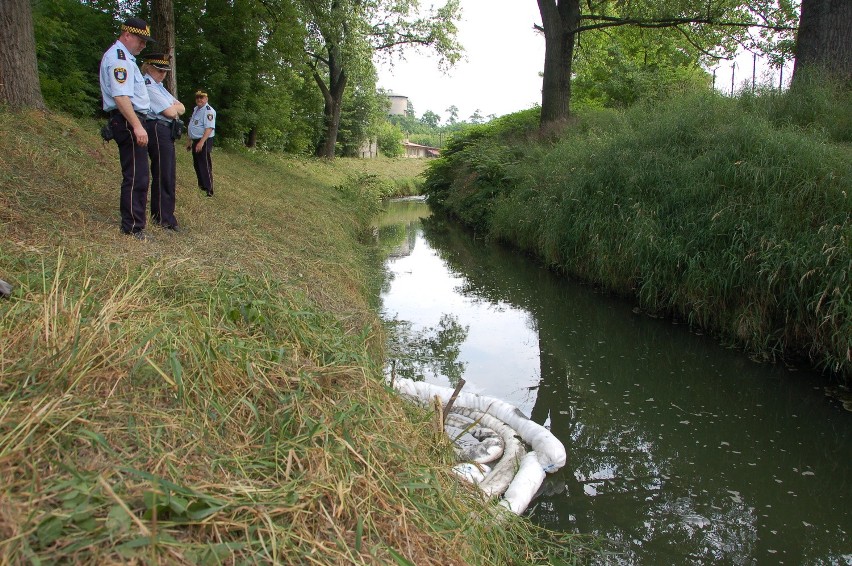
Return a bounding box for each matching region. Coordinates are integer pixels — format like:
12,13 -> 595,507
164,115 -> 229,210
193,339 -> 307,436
424,85 -> 851,381
0,109 -> 591,564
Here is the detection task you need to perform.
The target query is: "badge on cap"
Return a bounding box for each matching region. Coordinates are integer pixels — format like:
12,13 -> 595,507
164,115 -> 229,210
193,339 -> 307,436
114,68 -> 127,83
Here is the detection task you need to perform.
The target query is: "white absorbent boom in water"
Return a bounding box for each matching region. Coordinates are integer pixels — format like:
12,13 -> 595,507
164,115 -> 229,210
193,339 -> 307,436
393,377 -> 567,514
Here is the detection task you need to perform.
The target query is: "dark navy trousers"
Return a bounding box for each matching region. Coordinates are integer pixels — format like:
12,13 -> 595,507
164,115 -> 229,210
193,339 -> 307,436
111,115 -> 149,233
145,120 -> 178,228
191,138 -> 214,195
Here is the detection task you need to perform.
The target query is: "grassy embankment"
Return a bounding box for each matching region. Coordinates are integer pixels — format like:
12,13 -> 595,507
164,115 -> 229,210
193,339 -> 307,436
424,83 -> 851,381
0,109 -> 591,564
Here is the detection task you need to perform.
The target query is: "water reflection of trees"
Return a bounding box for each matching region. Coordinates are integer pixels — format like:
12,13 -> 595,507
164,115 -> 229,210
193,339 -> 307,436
385,314 -> 468,385
376,200 -> 432,257
378,202 -> 470,385
413,215 -> 845,565
377,221 -> 417,260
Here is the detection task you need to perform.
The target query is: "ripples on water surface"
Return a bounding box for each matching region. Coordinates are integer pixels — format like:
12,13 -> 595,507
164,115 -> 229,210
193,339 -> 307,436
377,200 -> 851,565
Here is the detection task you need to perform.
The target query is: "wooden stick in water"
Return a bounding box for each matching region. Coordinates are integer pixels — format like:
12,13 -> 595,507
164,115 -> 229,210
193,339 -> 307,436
442,379 -> 466,423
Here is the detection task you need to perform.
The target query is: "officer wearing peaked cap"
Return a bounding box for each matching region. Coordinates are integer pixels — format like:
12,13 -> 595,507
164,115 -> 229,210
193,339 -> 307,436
187,90 -> 216,196
142,54 -> 185,232
99,17 -> 156,239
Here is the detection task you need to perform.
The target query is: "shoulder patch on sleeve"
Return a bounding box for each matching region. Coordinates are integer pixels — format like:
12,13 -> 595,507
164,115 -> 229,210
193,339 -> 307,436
207,113 -> 214,121
114,68 -> 127,83
117,49 -> 126,60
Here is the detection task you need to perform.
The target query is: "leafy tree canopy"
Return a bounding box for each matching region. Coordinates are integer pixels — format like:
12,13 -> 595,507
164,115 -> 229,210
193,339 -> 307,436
572,23 -> 712,108
298,0 -> 462,157
32,0 -> 117,116
420,110 -> 440,128
536,0 -> 799,125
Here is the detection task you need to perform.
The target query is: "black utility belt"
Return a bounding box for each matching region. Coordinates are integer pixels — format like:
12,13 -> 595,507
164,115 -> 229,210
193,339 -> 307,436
109,109 -> 148,120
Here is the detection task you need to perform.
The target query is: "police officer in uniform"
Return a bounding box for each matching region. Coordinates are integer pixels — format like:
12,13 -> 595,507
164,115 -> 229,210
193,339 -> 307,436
142,54 -> 185,231
99,17 -> 155,239
187,91 -> 216,196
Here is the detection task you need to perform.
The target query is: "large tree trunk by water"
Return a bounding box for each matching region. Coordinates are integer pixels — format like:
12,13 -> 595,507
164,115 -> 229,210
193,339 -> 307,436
792,0 -> 852,84
0,0 -> 45,109
537,0 -> 580,128
314,51 -> 347,159
151,0 -> 178,94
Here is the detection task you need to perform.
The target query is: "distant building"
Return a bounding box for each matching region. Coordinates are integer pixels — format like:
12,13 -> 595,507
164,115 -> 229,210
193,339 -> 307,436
402,140 -> 440,159
387,93 -> 409,116
359,138 -> 378,158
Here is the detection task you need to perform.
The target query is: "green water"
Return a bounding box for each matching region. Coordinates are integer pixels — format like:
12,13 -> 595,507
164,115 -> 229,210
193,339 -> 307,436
378,201 -> 851,565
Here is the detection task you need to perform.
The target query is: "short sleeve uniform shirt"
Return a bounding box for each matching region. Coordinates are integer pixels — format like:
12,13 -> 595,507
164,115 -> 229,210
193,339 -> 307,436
188,104 -> 216,139
144,74 -> 177,118
100,39 -> 150,113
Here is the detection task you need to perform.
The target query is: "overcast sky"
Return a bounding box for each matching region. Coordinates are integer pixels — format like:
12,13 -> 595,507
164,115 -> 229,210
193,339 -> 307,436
375,1 -> 793,124
375,0 -> 545,123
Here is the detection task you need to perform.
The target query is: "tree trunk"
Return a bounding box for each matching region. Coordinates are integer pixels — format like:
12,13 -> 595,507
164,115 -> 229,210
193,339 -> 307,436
318,96 -> 343,158
537,0 -> 580,128
314,49 -> 348,159
792,0 -> 852,84
247,127 -> 257,148
151,0 -> 178,94
0,0 -> 45,109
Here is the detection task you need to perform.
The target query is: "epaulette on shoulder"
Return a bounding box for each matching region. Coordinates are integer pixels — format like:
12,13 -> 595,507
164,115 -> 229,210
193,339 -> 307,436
205,105 -> 212,110
117,49 -> 126,60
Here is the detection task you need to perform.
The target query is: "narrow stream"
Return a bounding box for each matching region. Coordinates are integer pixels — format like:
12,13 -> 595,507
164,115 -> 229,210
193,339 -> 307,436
377,200 -> 851,565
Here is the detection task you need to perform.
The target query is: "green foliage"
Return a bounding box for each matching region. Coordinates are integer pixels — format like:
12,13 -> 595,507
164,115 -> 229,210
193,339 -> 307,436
26,0 -> 459,154
423,90 -> 852,379
538,0 -> 800,120
298,0 -> 462,155
574,0 -> 798,61
388,111 -> 421,134
377,121 -> 405,157
445,105 -> 459,124
420,110 -> 440,128
387,103 -> 500,149
423,108 -> 539,224
571,24 -> 711,108
334,173 -> 401,218
339,77 -> 388,157
175,0 -> 316,149
32,0 -> 116,117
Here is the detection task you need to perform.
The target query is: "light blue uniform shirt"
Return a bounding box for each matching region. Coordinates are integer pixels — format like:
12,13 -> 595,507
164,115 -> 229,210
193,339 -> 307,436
100,39 -> 150,113
188,104 -> 216,139
144,73 -> 177,120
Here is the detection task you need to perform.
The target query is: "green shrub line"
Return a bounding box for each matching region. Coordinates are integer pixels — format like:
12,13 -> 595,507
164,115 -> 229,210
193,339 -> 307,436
424,86 -> 851,380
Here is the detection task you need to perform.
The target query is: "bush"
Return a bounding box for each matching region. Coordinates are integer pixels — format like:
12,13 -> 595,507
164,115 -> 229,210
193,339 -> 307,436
33,0 -> 114,117
377,121 -> 404,157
